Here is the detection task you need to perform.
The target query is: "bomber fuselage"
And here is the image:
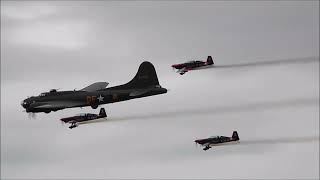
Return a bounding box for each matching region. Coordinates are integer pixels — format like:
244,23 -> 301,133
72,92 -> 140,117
21,61 -> 167,113
21,86 -> 167,113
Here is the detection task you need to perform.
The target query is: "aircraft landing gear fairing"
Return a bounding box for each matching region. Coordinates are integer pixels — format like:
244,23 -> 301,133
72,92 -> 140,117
69,122 -> 78,129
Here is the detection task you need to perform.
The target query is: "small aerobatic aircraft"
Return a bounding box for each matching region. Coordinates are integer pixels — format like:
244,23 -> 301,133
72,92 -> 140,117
21,61 -> 167,114
171,56 -> 214,75
194,131 -> 240,151
60,108 -> 107,129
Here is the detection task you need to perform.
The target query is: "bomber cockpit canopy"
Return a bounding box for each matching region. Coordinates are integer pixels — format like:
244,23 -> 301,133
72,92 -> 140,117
49,89 -> 57,93
39,92 -> 48,97
39,89 -> 58,97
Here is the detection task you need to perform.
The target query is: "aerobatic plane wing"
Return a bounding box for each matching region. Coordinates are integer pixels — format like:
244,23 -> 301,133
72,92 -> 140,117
202,143 -> 210,147
177,67 -> 189,74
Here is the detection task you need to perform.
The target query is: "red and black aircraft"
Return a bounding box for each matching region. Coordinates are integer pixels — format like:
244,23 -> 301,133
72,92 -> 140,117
171,56 -> 214,75
60,108 -> 107,129
195,131 -> 240,151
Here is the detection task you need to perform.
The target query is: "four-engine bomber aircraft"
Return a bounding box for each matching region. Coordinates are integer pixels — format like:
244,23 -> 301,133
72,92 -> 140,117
61,108 -> 107,129
171,56 -> 214,75
21,61 -> 167,114
194,131 -> 240,151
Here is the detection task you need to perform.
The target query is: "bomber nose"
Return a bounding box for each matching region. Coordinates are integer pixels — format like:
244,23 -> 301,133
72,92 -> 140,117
21,100 -> 29,108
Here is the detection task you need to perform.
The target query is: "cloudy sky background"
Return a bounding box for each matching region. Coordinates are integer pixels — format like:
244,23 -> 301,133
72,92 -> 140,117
1,1 -> 319,179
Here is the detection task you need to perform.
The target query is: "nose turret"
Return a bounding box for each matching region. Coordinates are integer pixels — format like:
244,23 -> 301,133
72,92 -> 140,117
21,99 -> 30,109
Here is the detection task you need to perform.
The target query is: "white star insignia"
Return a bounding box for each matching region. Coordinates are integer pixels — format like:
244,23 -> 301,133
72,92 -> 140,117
97,95 -> 104,102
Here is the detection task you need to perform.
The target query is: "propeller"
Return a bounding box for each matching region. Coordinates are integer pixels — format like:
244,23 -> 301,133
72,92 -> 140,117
23,110 -> 36,119
28,112 -> 36,119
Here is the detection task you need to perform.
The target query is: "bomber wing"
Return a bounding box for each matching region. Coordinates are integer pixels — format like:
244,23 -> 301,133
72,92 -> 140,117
81,82 -> 109,92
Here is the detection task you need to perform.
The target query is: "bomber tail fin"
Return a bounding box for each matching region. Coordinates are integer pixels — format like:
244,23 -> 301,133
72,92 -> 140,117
99,108 -> 107,117
121,61 -> 160,89
206,56 -> 214,65
232,131 -> 239,141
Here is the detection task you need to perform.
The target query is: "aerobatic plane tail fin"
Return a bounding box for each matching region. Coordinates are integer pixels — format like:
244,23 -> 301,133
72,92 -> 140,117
206,56 -> 214,65
232,131 -> 239,140
99,108 -> 107,117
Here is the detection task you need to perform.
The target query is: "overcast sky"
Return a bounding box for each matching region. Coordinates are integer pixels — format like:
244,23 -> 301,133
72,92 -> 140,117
1,1 -> 319,179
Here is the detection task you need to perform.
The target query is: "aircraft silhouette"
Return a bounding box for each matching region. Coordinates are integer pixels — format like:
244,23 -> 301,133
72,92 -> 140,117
171,56 -> 214,75
21,61 -> 167,114
195,131 -> 240,151
61,108 -> 107,129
